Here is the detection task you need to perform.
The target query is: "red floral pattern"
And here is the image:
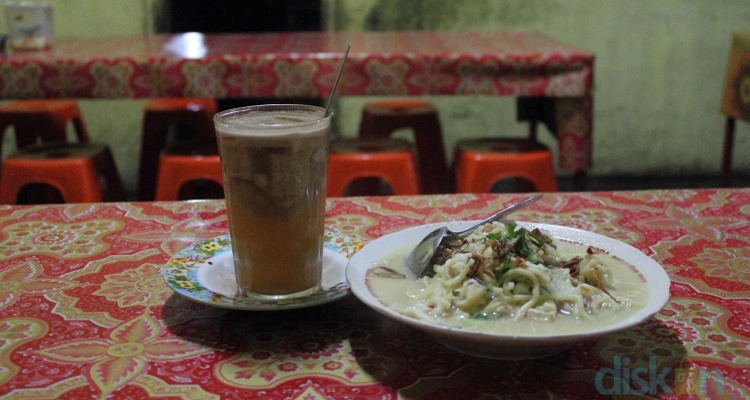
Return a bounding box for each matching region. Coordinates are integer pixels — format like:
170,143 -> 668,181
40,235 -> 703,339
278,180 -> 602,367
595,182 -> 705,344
0,31 -> 593,171
1,190 -> 749,398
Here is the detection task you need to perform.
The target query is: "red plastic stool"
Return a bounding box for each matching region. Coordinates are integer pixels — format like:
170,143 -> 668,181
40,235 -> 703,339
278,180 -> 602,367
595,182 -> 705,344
137,98 -> 218,201
0,99 -> 91,154
359,99 -> 449,194
327,138 -> 420,197
154,152 -> 224,201
0,142 -> 125,204
454,138 -> 558,193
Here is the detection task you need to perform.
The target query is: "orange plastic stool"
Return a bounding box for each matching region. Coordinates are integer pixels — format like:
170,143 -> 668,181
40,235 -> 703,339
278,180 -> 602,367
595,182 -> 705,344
137,98 -> 218,201
454,138 -> 558,193
154,153 -> 224,201
359,99 -> 449,194
0,142 -> 125,204
327,138 -> 420,197
0,100 -> 91,155
0,100 -> 91,165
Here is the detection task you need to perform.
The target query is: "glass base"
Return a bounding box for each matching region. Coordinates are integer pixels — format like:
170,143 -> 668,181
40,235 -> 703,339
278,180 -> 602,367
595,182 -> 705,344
238,284 -> 321,301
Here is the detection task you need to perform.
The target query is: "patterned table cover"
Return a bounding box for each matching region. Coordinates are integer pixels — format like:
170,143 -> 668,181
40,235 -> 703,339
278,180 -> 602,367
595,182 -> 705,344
4,189 -> 746,399
0,31 -> 594,171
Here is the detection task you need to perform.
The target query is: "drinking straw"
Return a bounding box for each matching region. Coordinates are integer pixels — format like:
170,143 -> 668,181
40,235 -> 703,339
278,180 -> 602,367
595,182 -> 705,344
325,45 -> 350,116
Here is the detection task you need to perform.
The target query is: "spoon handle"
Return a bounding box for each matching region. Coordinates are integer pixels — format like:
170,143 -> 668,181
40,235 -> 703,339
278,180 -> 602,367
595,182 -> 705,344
450,194 -> 542,237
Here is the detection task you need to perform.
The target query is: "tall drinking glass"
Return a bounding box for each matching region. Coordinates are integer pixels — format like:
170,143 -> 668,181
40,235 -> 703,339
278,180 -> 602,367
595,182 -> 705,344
214,104 -> 330,299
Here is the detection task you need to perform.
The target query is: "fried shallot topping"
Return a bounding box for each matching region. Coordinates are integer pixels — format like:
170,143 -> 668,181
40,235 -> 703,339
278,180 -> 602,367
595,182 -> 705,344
489,240 -> 514,260
467,254 -> 486,278
559,256 -> 583,277
445,239 -> 467,248
532,228 -> 556,249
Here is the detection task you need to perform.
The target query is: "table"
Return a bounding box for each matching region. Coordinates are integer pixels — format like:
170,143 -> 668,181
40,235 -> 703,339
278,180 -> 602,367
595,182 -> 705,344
0,31 -> 594,187
1,189 -> 748,398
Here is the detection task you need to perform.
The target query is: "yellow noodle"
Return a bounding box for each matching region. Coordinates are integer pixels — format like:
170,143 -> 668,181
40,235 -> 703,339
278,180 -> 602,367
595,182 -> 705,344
410,221 -> 623,322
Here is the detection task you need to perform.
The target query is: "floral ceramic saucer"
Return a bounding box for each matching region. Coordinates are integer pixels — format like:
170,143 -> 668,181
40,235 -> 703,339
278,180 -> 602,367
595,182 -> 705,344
163,235 -> 352,311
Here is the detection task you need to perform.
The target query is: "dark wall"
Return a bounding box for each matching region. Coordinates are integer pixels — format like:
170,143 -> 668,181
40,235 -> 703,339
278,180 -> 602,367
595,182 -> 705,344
165,0 -> 321,33
164,0 -> 324,109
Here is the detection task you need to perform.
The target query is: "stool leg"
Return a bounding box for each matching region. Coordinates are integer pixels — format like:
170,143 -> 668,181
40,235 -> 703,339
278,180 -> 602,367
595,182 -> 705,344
99,147 -> 126,201
455,153 -> 482,193
529,120 -> 538,141
385,160 -> 420,195
572,171 -> 587,192
137,116 -> 170,201
59,162 -> 102,203
326,158 -> 348,197
72,115 -> 92,142
155,164 -> 184,201
0,174 -> 16,204
535,158 -> 559,192
360,108 -> 449,194
720,117 -> 735,187
411,114 -> 449,194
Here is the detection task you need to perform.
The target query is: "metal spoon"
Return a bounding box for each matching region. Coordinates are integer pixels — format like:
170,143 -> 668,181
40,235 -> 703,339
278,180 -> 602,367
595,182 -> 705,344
406,194 -> 542,278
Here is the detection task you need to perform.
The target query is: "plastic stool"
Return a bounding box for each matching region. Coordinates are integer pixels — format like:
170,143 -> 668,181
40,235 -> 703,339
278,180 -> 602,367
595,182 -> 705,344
0,142 -> 125,204
359,99 -> 449,194
0,100 -> 91,155
137,97 -> 218,201
327,138 -> 420,197
154,152 -> 224,201
454,138 -> 558,193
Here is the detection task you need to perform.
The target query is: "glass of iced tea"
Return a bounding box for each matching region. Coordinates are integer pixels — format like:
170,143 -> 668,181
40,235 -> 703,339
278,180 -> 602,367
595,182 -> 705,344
214,104 -> 330,300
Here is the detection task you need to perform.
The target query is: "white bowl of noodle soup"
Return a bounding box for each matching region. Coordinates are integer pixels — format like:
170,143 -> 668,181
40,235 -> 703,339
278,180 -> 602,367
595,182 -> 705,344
346,221 -> 670,360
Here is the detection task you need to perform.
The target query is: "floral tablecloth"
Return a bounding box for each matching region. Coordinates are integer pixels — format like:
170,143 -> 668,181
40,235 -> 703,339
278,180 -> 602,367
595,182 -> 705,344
4,189 -> 747,399
0,31 -> 593,172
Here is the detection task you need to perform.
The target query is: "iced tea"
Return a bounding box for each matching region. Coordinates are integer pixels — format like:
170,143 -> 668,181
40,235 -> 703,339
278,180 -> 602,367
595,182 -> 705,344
214,104 -> 330,299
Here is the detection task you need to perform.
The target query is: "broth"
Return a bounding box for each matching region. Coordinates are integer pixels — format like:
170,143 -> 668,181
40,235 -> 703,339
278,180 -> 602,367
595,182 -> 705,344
367,239 -> 649,336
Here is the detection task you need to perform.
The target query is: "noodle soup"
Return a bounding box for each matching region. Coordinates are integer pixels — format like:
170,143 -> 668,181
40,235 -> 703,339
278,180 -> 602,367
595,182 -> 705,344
366,225 -> 649,336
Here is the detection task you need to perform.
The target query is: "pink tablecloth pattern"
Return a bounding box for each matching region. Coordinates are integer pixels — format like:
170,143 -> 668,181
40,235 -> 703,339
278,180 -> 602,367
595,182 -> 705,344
0,31 -> 592,100
4,189 -> 748,399
0,31 -> 594,172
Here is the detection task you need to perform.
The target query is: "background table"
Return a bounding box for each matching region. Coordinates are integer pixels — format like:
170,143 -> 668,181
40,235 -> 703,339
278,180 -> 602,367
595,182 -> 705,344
720,31 -> 750,187
1,189 -> 748,398
0,31 -> 594,184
